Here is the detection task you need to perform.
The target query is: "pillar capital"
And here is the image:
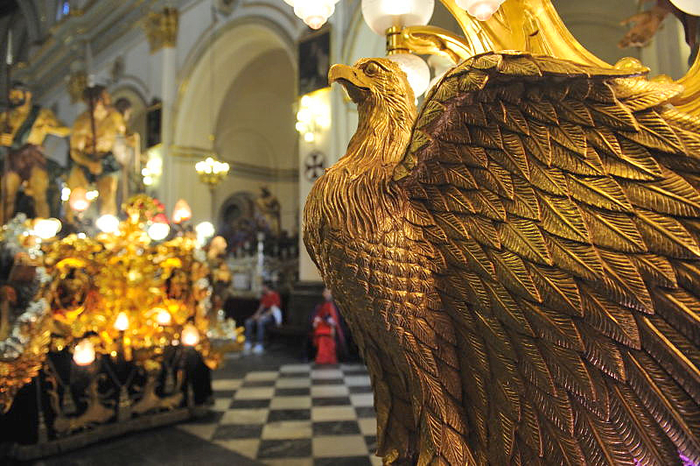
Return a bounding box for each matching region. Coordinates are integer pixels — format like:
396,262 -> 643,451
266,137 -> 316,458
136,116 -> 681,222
143,7 -> 179,54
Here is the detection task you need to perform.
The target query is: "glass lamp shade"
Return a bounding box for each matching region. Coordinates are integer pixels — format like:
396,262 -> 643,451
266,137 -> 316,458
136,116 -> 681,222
33,218 -> 62,240
114,312 -> 130,331
387,53 -> 431,97
147,222 -> 170,241
669,0 -> 700,15
172,199 -> 192,224
68,187 -> 90,212
284,0 -> 340,30
73,339 -> 96,366
362,0 -> 434,36
456,0 -> 506,21
155,308 -> 172,326
96,214 -> 120,233
195,221 -> 216,239
182,324 -> 201,346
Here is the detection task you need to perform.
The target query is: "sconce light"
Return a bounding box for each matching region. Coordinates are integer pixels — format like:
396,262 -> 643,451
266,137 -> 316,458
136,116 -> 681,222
296,89 -> 331,143
141,154 -> 163,187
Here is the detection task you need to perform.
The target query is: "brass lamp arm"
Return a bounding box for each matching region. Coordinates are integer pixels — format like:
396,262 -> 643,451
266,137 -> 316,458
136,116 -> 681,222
386,25 -> 474,64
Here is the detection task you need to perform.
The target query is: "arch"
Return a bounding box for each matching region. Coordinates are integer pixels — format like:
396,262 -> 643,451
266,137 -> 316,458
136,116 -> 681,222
173,17 -> 297,151
16,1 -> 41,43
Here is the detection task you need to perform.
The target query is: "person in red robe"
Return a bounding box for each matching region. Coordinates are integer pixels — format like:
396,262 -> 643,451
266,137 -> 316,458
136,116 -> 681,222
312,288 -> 345,365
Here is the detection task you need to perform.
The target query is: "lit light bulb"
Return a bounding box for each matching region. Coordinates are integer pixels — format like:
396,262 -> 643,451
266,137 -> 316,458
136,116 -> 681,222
387,53 -> 431,97
73,339 -> 96,366
61,187 -> 71,202
86,190 -> 99,201
181,324 -> 200,346
362,0 -> 434,36
304,132 -> 315,142
155,308 -> 172,325
669,0 -> 700,15
96,214 -> 120,233
114,312 -> 130,331
283,0 -> 340,30
172,199 -> 193,224
147,222 -> 170,241
69,187 -> 91,212
146,156 -> 163,175
33,218 -> 62,240
455,0 -> 505,21
195,221 -> 215,239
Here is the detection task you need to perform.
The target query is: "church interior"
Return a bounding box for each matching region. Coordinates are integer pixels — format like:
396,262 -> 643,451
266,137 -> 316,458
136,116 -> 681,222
2,0 -> 700,465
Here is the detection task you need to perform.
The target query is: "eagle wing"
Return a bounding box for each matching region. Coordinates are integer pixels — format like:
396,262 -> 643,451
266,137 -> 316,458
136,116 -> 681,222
394,51 -> 700,465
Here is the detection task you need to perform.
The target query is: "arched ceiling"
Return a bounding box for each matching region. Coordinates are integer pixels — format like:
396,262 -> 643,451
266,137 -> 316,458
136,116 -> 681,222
214,48 -> 297,170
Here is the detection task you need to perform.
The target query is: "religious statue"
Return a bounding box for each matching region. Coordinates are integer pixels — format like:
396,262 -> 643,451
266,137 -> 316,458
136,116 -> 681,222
113,97 -> 142,202
67,85 -> 127,219
0,81 -> 70,223
255,186 -> 281,236
304,48 -> 700,466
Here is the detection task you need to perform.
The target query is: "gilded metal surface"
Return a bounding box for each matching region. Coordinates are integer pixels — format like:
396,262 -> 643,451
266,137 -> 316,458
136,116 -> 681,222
671,52 -> 700,116
1,195 -> 223,412
143,7 -> 179,53
305,51 -> 700,465
437,0 -> 610,66
44,195 -> 217,367
0,219 -> 52,413
387,26 -> 469,64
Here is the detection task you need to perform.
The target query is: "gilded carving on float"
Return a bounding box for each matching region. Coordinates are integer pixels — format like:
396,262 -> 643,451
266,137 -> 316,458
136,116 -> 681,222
304,0 -> 700,464
143,7 -> 179,54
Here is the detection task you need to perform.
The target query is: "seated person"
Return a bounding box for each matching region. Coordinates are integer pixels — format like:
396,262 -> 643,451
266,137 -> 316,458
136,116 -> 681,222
244,283 -> 282,354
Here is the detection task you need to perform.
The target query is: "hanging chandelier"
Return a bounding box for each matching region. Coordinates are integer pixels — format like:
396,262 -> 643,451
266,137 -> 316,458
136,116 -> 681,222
283,0 -> 340,30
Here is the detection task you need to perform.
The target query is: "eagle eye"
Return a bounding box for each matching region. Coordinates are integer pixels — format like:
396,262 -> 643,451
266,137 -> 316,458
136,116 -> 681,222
364,62 -> 380,77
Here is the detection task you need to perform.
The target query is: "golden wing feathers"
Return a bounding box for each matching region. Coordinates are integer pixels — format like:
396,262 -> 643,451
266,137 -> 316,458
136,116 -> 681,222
396,51 -> 700,465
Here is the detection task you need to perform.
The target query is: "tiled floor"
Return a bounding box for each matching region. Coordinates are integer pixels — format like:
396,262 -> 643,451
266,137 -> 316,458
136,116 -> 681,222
178,357 -> 380,466
13,349 -> 378,466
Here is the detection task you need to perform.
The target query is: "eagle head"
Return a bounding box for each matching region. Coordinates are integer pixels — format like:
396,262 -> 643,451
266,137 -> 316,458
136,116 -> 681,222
329,58 -> 416,126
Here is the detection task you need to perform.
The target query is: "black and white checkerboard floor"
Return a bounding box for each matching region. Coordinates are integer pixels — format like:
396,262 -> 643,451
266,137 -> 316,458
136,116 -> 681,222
178,360 -> 380,466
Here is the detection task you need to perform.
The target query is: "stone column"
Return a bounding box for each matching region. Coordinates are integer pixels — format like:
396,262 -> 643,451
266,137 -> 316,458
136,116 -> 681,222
144,7 -> 179,212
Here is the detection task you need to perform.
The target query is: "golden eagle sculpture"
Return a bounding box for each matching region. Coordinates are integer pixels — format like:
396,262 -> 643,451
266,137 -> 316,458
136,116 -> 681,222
304,48 -> 700,466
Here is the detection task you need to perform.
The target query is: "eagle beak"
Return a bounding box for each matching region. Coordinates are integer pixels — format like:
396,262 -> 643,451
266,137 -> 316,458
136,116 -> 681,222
329,64 -> 371,103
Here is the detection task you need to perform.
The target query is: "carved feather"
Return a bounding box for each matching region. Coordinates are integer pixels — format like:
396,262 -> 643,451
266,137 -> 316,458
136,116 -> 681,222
304,52 -> 700,465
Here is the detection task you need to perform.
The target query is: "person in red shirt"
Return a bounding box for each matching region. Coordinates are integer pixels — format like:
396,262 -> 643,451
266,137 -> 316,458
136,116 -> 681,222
244,283 -> 282,354
312,288 -> 346,364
